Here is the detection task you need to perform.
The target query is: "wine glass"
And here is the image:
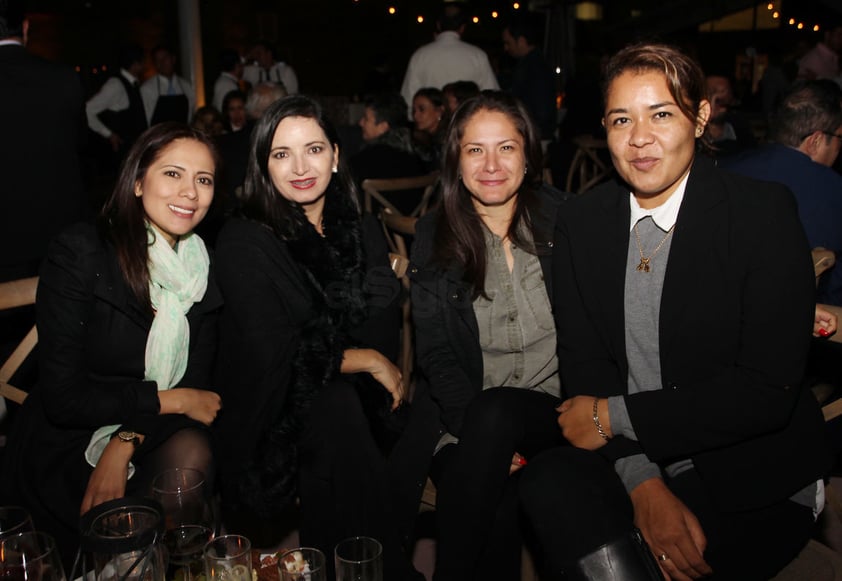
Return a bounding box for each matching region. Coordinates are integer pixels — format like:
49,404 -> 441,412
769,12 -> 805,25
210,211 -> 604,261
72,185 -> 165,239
0,531 -> 67,581
151,468 -> 214,581
0,506 -> 34,540
334,537 -> 382,581
277,547 -> 326,581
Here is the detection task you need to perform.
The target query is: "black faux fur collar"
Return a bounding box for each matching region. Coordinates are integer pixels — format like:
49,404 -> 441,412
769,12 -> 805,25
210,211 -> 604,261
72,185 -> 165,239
235,186 -> 368,517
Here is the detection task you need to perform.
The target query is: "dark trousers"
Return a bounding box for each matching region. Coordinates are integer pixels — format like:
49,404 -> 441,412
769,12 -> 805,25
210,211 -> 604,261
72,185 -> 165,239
431,387 -> 564,581
520,447 -> 817,581
297,378 -> 415,580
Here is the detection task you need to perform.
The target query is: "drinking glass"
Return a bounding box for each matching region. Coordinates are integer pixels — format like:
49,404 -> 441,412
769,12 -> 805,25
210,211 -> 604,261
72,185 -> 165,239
277,547 -> 326,581
0,531 -> 67,581
0,506 -> 34,540
204,535 -> 251,581
151,468 -> 214,581
334,537 -> 382,581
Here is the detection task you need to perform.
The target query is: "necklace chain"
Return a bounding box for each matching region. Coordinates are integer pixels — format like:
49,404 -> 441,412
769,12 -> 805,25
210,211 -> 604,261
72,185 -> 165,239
633,221 -> 675,273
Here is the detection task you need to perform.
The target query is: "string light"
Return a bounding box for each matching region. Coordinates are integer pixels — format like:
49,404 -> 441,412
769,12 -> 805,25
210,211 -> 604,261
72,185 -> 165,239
417,15 -> 424,23
472,16 -> 479,23
766,2 -> 773,9
513,2 -> 520,9
797,22 -> 804,29
814,24 -> 820,32
388,6 -> 395,14
491,11 -> 498,18
772,11 -> 779,18
788,17 -> 795,25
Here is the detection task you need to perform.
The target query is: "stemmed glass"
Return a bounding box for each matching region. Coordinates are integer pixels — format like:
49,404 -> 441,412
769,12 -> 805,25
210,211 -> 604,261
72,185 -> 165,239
151,468 -> 214,581
0,506 -> 34,540
0,531 -> 67,581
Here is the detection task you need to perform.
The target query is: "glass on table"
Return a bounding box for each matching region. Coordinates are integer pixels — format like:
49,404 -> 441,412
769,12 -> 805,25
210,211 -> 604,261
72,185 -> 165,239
204,534 -> 251,581
277,547 -> 326,581
151,468 -> 214,581
334,537 -> 382,581
0,531 -> 67,581
0,506 -> 34,540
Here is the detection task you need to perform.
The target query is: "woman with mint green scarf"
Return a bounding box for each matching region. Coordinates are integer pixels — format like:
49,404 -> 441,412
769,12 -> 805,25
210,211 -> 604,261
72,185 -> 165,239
0,123 -> 223,569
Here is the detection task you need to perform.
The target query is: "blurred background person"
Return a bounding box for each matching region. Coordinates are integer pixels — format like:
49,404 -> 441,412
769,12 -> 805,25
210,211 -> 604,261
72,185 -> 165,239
412,86 -> 446,170
141,44 -> 195,126
212,48 -> 244,112
442,80 -> 480,116
242,39 -> 298,94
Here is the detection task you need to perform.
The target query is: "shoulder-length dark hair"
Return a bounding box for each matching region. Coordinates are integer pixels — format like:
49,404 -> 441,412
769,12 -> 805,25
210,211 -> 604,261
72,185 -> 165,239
98,122 -> 220,309
432,90 -> 545,298
240,95 -> 359,239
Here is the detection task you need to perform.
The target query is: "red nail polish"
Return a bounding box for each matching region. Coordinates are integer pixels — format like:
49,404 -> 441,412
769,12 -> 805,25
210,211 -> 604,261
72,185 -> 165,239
819,328 -> 831,337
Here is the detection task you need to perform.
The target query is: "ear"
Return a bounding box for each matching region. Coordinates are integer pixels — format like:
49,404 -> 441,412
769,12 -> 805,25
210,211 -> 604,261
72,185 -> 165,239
800,130 -> 823,158
601,117 -> 606,129
134,181 -> 143,197
332,144 -> 340,172
695,99 -> 711,135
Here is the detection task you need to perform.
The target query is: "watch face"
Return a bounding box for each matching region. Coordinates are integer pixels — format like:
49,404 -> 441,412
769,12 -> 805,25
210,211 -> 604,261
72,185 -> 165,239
118,431 -> 139,443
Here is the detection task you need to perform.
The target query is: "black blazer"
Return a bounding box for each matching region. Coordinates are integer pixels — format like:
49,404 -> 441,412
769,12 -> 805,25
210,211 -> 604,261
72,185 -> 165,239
0,223 -> 221,562
0,44 -> 88,280
553,156 -> 831,512
410,184 -> 568,438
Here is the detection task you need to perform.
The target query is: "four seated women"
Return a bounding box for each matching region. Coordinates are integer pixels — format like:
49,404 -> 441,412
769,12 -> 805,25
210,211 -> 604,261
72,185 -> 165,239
0,46 -> 837,580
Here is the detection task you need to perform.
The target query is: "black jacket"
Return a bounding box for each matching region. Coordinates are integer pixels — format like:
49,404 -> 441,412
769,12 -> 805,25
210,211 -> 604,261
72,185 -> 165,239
0,223 -> 221,563
410,184 -> 569,437
553,156 -> 831,512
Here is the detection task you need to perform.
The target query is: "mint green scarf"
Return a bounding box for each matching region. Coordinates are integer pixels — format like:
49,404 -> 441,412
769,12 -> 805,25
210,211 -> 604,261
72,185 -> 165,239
85,226 -> 210,471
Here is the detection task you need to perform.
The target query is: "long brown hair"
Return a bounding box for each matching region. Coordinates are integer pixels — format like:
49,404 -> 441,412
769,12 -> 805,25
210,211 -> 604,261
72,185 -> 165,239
98,123 -> 219,309
432,91 -> 545,298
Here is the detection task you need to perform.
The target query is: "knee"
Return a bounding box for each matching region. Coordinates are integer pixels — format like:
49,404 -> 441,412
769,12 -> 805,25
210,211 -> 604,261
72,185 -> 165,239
461,388 -> 518,438
166,427 -> 213,474
519,447 -> 626,519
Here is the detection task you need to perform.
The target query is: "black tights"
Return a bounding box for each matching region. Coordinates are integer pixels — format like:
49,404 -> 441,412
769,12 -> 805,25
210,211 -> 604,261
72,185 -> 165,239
431,387 -> 564,581
130,427 -> 215,498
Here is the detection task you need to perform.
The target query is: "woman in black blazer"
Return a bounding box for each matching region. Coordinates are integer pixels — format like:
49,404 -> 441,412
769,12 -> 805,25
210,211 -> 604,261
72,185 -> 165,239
520,43 -> 831,581
410,92 -> 570,580
0,123 -> 223,568
212,96 -> 417,579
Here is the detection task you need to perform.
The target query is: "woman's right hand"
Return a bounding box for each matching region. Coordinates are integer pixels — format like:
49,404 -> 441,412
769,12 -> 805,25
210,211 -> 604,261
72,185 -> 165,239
158,388 -> 222,425
80,436 -> 135,515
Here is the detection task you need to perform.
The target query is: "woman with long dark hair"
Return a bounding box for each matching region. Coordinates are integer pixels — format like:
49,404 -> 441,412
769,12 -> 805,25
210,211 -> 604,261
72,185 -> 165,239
213,95 -> 419,579
409,91 -> 569,579
0,123 -> 223,567
520,43 -> 830,580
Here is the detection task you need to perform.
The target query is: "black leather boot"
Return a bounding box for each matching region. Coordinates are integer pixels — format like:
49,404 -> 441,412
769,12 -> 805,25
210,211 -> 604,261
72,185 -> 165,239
563,530 -> 666,580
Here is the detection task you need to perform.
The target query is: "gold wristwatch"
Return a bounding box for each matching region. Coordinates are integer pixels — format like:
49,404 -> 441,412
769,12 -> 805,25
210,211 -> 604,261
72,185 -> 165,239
116,430 -> 141,447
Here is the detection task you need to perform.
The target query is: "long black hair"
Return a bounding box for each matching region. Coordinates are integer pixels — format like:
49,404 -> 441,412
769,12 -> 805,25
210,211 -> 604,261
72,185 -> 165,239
239,95 -> 359,240
98,122 -> 219,309
432,91 -> 545,298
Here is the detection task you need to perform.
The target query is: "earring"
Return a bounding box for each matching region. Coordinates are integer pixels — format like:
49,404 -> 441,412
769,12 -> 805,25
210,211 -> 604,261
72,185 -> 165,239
332,167 -> 338,173
695,127 -> 703,137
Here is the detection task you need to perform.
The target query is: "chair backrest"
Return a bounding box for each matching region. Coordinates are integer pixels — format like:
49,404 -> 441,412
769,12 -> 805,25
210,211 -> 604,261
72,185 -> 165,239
362,172 -> 440,217
0,277 -> 38,405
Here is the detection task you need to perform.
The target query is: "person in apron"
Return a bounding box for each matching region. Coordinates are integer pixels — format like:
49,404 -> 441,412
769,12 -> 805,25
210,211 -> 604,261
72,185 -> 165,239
141,45 -> 194,125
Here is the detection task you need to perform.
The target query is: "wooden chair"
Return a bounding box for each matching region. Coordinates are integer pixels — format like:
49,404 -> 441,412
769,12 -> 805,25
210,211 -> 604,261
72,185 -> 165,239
380,210 -> 418,390
362,172 -> 439,217
565,135 -> 613,194
0,277 -> 38,405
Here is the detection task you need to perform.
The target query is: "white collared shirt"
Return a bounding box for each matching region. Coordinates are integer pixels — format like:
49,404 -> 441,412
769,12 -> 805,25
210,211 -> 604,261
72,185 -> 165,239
628,172 -> 689,232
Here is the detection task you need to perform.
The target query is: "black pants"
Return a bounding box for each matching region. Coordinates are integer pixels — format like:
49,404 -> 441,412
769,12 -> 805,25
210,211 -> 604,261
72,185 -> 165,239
297,378 -> 415,580
431,387 -> 564,581
520,446 -> 817,581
